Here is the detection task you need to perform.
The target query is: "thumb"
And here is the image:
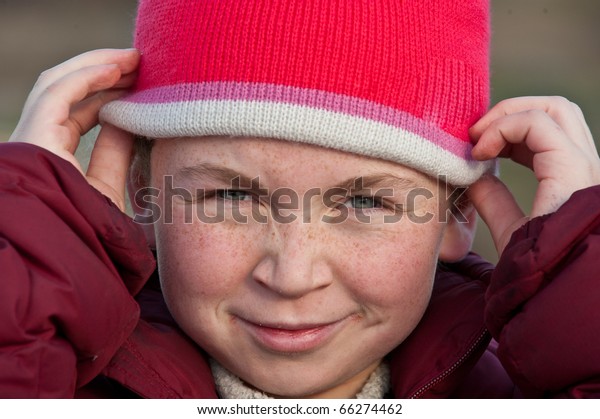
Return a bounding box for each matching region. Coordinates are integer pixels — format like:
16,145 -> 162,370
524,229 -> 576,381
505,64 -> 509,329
86,124 -> 134,212
467,175 -> 528,256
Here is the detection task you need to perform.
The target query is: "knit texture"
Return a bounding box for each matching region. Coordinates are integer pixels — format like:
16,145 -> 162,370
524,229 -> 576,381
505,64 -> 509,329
101,0 -> 494,185
209,359 -> 391,399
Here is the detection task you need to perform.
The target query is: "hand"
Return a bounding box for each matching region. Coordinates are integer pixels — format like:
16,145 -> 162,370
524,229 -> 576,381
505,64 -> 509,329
9,48 -> 140,212
467,96 -> 600,255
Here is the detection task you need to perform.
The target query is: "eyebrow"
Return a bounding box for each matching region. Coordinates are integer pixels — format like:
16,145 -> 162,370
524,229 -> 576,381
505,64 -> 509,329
175,163 -> 422,194
175,163 -> 268,197
333,173 -> 421,194
176,163 -> 254,186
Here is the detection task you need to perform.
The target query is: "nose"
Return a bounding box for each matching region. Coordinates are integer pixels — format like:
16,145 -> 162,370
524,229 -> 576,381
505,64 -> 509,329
252,223 -> 334,298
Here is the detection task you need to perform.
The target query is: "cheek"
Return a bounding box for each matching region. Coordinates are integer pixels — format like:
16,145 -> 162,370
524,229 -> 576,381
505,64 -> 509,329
155,221 -> 257,316
340,225 -> 443,325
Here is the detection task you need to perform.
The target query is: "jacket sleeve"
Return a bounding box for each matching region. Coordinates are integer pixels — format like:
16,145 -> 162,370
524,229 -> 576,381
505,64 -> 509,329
0,143 -> 156,397
485,185 -> 600,397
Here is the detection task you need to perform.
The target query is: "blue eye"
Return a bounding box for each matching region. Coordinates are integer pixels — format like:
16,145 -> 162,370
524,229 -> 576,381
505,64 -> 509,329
347,196 -> 381,209
217,190 -> 251,201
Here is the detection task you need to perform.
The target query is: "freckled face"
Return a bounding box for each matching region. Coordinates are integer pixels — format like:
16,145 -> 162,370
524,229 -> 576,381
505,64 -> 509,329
151,137 -> 449,398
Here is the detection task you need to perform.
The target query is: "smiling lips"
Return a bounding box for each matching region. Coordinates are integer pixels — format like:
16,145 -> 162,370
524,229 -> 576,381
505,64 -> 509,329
237,317 -> 347,353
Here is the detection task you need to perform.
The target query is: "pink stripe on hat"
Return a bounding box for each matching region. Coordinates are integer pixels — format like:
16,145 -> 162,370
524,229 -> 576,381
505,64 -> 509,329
116,82 -> 473,159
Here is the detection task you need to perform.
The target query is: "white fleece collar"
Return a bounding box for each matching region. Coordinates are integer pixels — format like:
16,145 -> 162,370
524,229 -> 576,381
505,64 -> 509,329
209,359 -> 390,399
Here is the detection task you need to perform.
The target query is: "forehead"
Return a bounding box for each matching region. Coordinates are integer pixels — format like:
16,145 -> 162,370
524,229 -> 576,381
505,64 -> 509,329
151,136 -> 436,190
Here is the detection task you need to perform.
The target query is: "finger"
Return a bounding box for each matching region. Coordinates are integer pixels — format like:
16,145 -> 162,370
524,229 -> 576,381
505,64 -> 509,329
467,175 -> 527,256
569,101 -> 597,152
67,88 -> 132,138
63,70 -> 138,135
73,71 -> 138,103
87,124 -> 135,212
112,71 -> 138,89
79,71 -> 139,103
31,64 -> 123,133
25,49 -> 140,105
471,109 -> 575,167
9,64 -> 122,153
471,96 -> 592,151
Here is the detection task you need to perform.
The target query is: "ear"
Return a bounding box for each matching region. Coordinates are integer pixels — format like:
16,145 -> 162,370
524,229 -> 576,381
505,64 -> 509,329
438,201 -> 477,263
128,173 -> 157,250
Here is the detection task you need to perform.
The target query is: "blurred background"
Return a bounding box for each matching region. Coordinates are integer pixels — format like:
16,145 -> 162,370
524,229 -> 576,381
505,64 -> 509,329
1,0 -> 599,263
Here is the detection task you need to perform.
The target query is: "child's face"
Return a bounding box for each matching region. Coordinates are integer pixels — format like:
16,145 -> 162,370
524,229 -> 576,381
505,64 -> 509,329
149,136 -> 454,398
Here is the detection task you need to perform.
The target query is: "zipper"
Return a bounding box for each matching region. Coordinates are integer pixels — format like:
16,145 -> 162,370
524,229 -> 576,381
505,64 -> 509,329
409,329 -> 490,398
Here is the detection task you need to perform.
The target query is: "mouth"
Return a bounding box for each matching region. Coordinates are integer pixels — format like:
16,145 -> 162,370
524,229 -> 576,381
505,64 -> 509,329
235,317 -> 350,354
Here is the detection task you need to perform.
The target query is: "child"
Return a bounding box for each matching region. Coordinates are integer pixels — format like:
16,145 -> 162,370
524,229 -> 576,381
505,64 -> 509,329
2,0 -> 600,398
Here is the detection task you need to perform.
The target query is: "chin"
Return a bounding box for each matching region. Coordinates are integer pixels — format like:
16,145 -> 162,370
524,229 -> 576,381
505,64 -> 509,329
230,357 -> 373,399
241,364 -> 330,397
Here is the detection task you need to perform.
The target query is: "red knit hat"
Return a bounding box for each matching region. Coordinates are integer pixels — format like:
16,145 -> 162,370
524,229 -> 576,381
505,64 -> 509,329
101,0 -> 493,185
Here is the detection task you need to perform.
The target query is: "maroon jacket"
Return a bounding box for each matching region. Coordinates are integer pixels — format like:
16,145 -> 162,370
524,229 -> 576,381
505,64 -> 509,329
1,143 -> 600,398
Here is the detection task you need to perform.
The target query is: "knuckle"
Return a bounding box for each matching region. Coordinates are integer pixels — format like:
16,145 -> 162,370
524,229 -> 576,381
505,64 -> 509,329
37,68 -> 53,81
494,98 -> 514,115
34,69 -> 64,95
36,64 -> 61,84
570,101 -> 584,117
41,81 -> 61,97
33,70 -> 52,89
550,95 -> 570,106
549,95 -> 574,112
524,109 -> 548,121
